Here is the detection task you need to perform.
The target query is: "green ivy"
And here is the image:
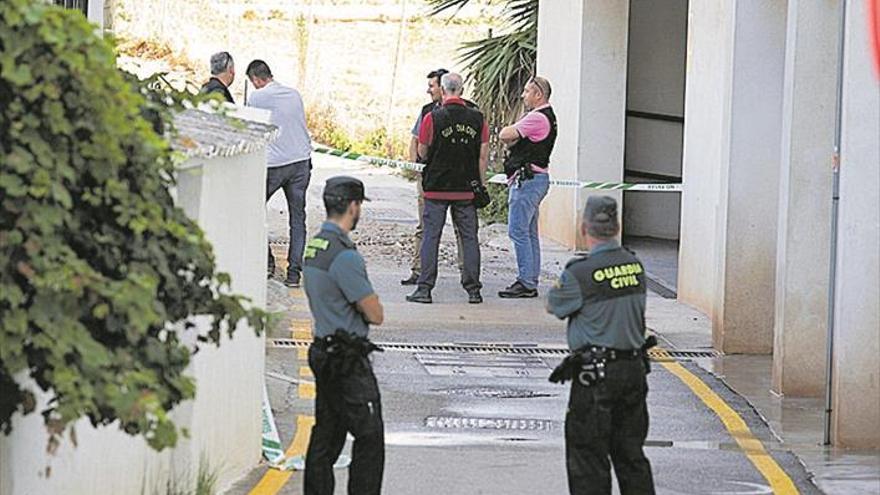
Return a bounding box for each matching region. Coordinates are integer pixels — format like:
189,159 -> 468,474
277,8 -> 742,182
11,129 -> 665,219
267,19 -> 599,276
0,0 -> 265,451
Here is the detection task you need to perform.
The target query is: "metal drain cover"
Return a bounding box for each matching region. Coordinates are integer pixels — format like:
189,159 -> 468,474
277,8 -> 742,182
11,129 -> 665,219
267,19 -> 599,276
267,339 -> 722,360
425,415 -> 556,432
432,386 -> 555,399
415,352 -> 548,378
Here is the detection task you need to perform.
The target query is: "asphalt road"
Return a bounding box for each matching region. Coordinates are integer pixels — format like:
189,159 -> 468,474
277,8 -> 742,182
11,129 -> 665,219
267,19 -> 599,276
227,155 -> 822,495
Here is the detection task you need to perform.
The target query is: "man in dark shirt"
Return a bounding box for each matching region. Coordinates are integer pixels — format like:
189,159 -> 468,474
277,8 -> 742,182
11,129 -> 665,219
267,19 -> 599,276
199,51 -> 235,104
405,72 -> 488,305
546,196 -> 655,495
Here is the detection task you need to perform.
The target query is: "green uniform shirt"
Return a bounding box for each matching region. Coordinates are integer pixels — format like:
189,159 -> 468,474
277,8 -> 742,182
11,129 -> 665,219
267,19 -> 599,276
546,241 -> 647,351
303,222 -> 375,338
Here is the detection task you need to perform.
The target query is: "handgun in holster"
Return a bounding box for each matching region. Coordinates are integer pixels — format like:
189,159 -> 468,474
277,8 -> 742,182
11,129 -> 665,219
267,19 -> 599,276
550,347 -> 608,387
322,329 -> 383,380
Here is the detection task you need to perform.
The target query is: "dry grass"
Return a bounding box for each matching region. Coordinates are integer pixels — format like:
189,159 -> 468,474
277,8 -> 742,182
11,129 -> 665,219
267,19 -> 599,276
111,0 -> 502,146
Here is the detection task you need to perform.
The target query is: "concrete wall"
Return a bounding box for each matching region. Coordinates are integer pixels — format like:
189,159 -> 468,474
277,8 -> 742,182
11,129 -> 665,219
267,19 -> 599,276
623,0 -> 688,240
538,0 -> 629,248
678,1 -> 735,316
0,152 -> 268,494
679,1 -> 787,354
535,0 -> 583,248
771,0 -> 838,397
831,0 -> 880,448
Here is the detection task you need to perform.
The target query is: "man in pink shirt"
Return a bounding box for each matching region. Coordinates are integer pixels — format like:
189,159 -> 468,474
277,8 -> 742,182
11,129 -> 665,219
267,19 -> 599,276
497,76 -> 557,298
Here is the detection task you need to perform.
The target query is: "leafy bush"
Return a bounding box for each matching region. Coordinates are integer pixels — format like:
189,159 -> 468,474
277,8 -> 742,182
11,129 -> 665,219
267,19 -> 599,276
0,0 -> 264,451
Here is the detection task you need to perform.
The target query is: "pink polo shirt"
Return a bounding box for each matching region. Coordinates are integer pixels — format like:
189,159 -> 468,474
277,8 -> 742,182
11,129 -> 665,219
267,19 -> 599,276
508,103 -> 552,185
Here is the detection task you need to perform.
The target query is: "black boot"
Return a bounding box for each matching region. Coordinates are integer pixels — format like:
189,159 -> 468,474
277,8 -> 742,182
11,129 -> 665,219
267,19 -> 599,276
284,270 -> 301,288
400,272 -> 420,285
467,289 -> 483,304
498,281 -> 538,299
406,286 -> 432,304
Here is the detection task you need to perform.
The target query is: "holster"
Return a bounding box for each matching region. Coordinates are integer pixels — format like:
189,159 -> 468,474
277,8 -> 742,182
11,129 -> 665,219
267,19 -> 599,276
549,353 -> 583,384
317,330 -> 383,381
641,335 -> 658,375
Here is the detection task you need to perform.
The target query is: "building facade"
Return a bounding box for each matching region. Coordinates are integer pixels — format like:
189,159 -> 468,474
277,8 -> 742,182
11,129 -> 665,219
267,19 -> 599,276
537,0 -> 879,448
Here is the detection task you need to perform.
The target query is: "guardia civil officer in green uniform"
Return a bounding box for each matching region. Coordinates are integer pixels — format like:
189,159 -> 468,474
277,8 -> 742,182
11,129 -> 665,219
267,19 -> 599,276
303,176 -> 385,495
546,196 -> 655,495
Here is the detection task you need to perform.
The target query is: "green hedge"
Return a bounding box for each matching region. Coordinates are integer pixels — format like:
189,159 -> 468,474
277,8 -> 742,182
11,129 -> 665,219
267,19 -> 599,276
0,0 -> 263,451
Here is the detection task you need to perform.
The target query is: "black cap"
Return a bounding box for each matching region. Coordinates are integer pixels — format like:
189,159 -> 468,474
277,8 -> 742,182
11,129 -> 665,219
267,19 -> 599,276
323,176 -> 369,202
584,195 -> 619,238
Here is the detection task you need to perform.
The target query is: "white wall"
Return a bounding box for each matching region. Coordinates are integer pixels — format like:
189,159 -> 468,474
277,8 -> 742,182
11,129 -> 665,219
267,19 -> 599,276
831,0 -> 880,448
536,0 -> 584,248
87,0 -> 104,30
624,0 -> 688,240
679,1 -> 787,355
771,0 -> 838,397
538,0 -> 629,248
678,1 -> 736,316
0,151 -> 268,495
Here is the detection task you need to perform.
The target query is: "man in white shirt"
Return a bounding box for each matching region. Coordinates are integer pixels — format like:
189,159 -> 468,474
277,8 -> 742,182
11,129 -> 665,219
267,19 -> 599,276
246,60 -> 312,287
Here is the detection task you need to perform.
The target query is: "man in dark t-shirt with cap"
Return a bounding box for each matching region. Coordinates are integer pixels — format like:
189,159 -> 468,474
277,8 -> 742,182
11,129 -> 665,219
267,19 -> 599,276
302,176 -> 385,495
546,195 -> 655,495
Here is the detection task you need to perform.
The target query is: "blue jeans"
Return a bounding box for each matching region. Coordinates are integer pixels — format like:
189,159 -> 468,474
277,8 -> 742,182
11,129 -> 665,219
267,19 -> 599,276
508,173 -> 550,289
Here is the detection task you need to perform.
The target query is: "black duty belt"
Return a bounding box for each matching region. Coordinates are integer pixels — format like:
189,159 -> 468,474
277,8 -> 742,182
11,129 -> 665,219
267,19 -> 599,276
583,346 -> 642,361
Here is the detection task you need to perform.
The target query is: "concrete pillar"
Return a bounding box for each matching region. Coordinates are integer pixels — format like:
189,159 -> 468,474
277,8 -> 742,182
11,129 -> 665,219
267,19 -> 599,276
831,0 -> 880,449
771,0 -> 839,397
537,0 -> 629,248
679,1 -> 787,353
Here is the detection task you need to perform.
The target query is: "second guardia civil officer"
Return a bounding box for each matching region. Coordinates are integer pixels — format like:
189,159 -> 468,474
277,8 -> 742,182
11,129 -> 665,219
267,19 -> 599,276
546,196 -> 656,495
302,176 -> 385,495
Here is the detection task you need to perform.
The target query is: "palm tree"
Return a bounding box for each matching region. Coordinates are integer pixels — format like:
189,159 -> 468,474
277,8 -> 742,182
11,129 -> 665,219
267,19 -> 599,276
426,0 -> 538,128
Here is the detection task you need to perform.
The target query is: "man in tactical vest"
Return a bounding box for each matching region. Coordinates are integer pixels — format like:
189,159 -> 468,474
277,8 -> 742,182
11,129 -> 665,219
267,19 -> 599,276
405,72 -> 489,304
546,196 -> 656,495
401,68 -> 472,287
302,176 -> 385,495
498,76 -> 558,298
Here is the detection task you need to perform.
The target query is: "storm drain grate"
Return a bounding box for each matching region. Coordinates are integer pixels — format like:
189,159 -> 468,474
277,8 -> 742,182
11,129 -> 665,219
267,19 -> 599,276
267,339 -> 721,360
432,386 -> 555,399
425,415 -> 557,432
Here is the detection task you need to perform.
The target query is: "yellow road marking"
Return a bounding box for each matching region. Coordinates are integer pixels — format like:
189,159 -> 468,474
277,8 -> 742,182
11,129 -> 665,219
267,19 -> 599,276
291,318 -> 312,341
659,360 -> 799,494
298,381 -> 316,400
299,366 -> 313,378
248,415 -> 315,495
298,347 -> 308,360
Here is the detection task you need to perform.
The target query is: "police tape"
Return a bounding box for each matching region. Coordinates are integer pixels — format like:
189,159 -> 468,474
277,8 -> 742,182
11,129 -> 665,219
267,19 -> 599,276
312,146 -> 425,172
313,145 -> 682,192
261,382 -> 287,466
487,174 -> 682,192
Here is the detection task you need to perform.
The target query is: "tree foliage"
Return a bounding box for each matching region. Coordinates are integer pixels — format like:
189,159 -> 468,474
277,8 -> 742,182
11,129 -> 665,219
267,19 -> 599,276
427,0 -> 538,128
0,0 -> 264,451
427,0 -> 538,223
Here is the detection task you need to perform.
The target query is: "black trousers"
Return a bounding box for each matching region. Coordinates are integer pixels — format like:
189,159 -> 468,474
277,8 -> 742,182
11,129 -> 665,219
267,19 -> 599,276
416,198 -> 481,291
565,359 -> 655,495
304,344 -> 385,495
266,159 -> 311,276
